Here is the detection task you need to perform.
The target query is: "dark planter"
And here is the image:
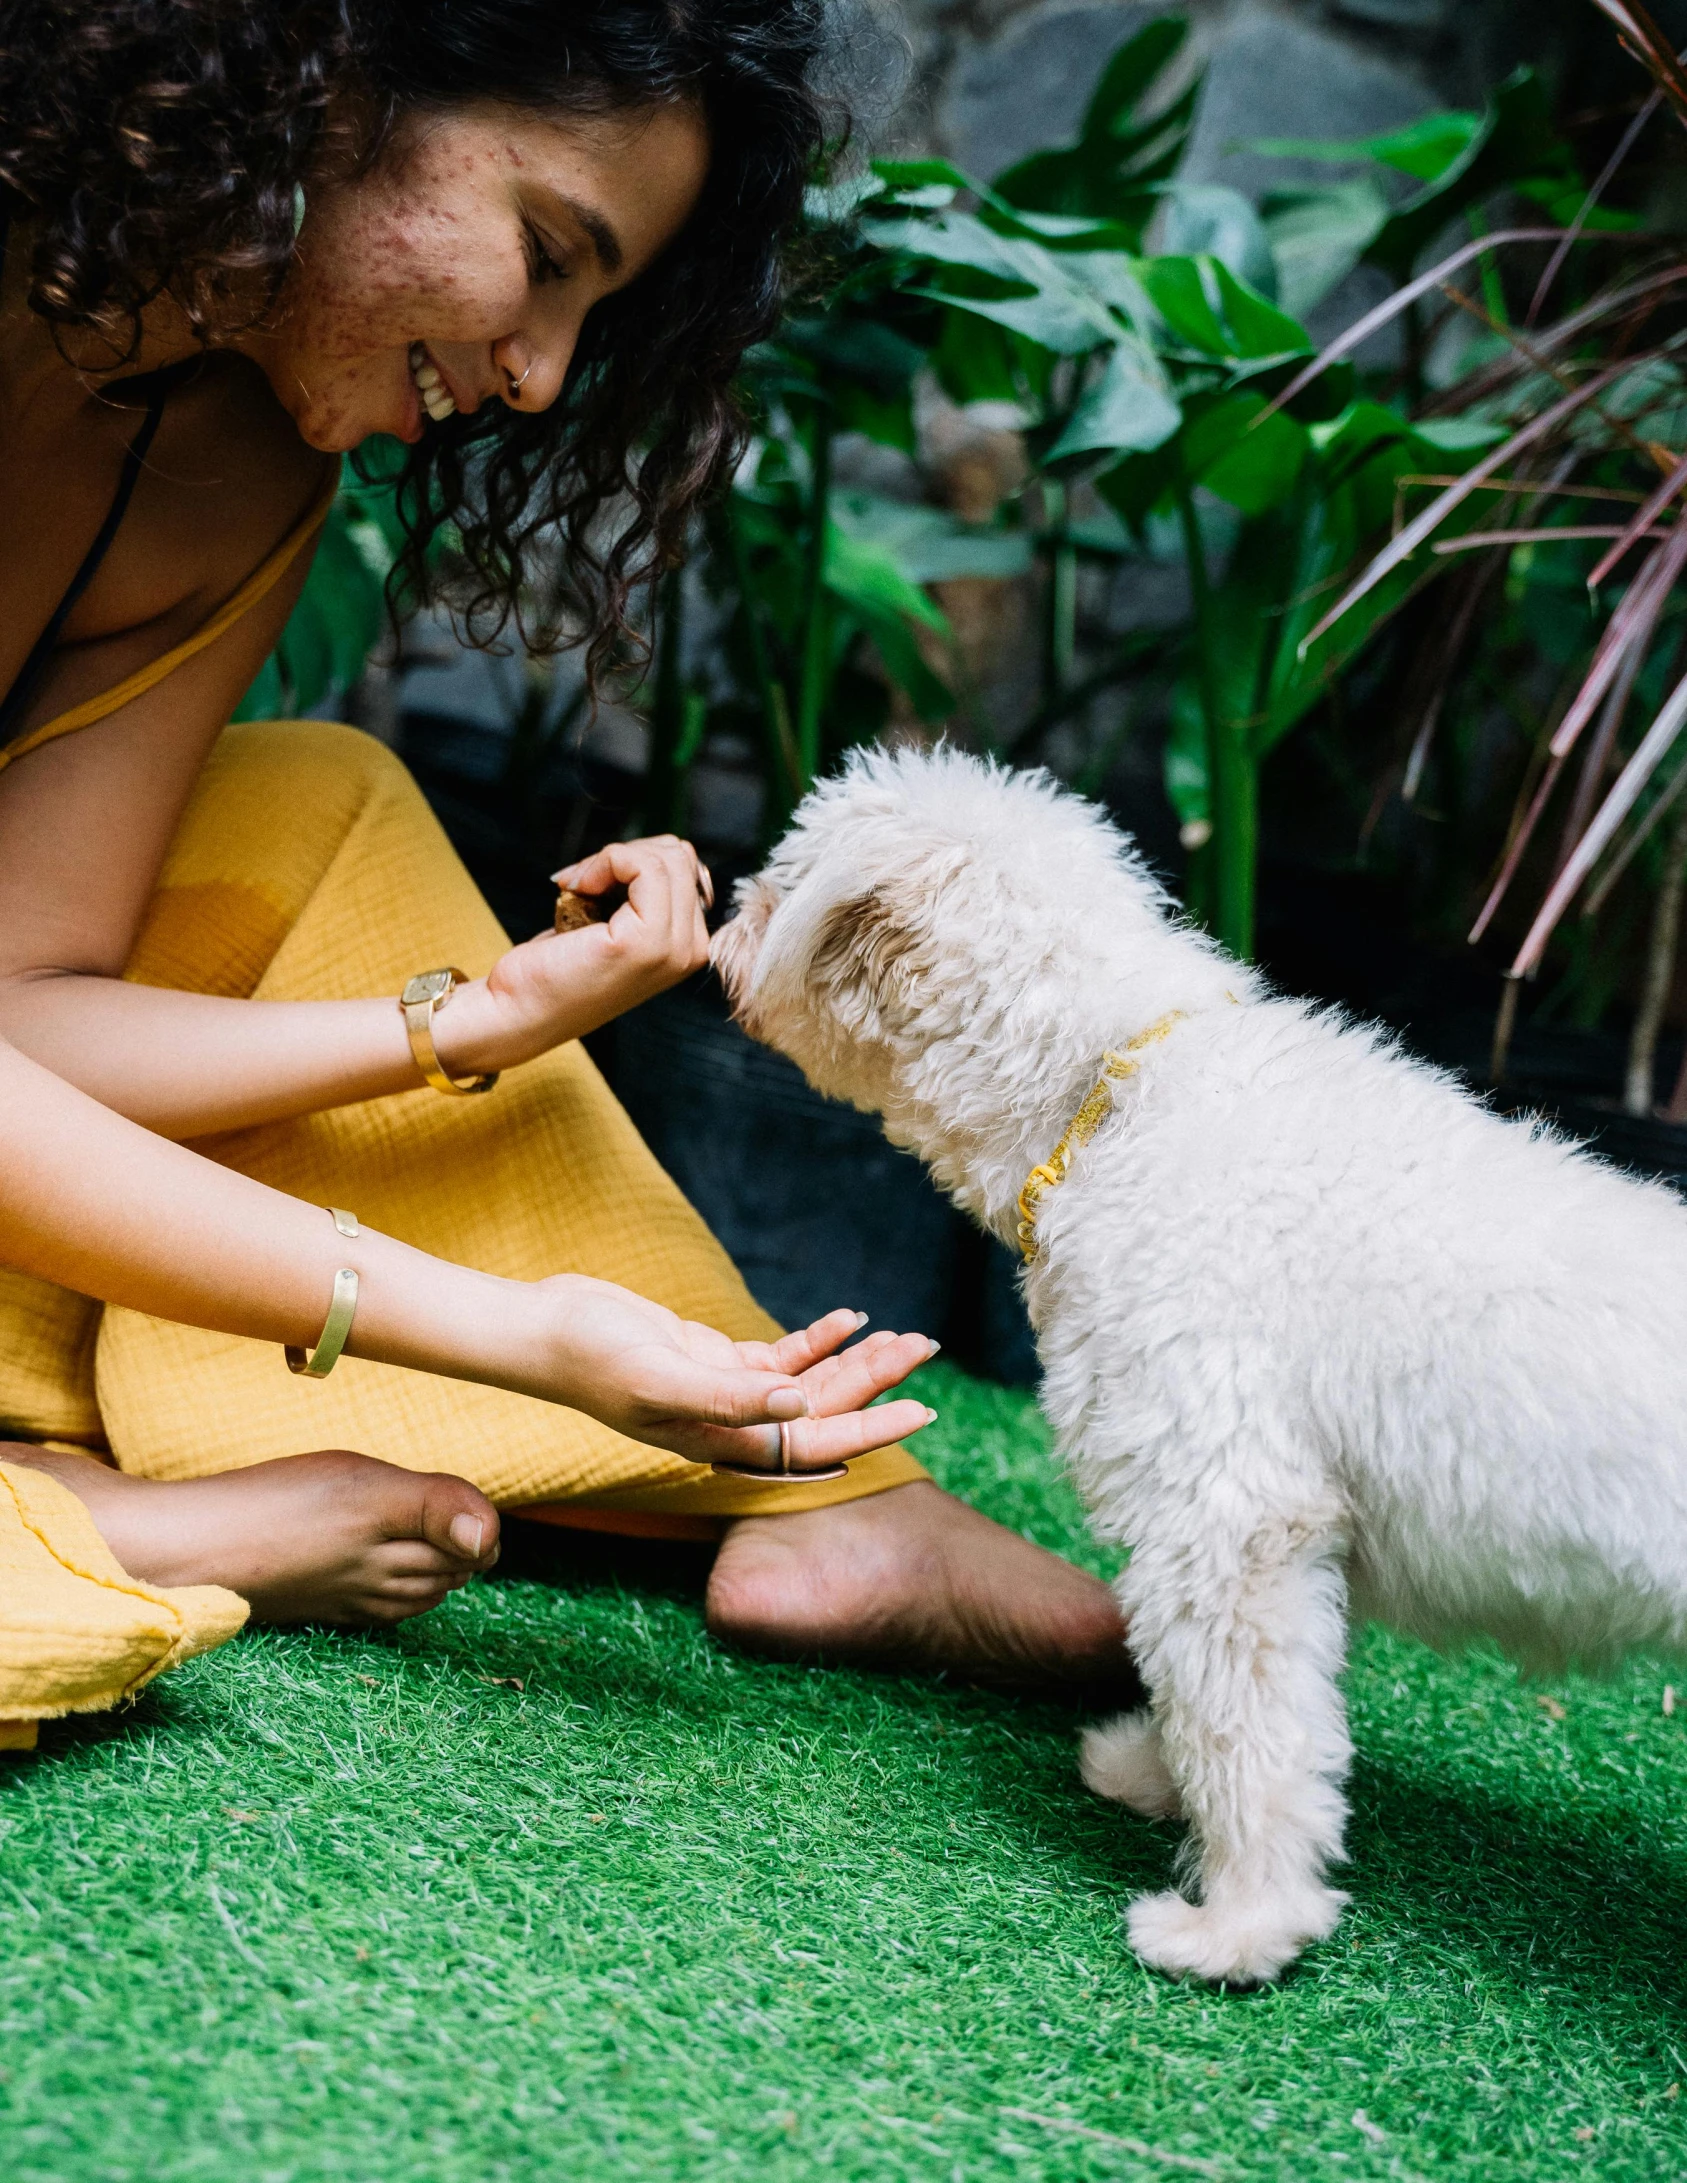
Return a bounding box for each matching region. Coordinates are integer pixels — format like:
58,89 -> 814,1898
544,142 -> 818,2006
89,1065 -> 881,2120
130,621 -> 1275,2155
596,979 -> 1041,1380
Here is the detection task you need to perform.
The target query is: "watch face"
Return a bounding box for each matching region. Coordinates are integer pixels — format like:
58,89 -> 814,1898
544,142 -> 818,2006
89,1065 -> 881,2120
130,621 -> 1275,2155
402,970 -> 455,1007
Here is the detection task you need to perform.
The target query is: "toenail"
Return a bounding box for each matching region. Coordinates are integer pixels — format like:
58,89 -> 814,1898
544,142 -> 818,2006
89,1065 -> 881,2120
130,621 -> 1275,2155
449,1514 -> 485,1557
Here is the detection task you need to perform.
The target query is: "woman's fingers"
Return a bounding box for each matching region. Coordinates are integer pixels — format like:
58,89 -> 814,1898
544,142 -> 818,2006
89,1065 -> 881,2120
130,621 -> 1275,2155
627,1346 -> 809,1431
801,1330 -> 936,1415
784,1398 -> 935,1466
750,1308 -> 872,1376
656,1395 -> 936,1472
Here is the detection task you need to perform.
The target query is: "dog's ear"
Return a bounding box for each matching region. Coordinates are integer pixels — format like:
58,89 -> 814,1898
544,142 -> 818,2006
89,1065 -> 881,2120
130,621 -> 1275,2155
810,883 -> 924,1031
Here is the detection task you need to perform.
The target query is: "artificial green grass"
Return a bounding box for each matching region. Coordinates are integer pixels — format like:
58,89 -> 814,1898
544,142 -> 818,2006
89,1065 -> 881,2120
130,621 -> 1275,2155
4,1362 -> 1687,2182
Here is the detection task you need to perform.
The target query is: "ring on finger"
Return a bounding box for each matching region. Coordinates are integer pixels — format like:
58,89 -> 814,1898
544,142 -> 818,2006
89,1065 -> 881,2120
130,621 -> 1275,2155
708,1416 -> 849,1485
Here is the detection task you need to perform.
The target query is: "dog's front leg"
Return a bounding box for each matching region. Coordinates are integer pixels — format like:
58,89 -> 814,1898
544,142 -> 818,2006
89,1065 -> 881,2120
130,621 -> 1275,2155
1086,1508 -> 1352,1986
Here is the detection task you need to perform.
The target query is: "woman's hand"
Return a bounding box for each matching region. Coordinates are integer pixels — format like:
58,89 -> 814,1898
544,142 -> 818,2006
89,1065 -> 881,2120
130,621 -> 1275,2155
536,1279 -> 938,1471
433,836 -> 713,1077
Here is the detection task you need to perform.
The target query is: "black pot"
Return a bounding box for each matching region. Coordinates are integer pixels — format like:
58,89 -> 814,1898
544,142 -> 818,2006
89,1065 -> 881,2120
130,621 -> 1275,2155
595,979 -> 1041,1382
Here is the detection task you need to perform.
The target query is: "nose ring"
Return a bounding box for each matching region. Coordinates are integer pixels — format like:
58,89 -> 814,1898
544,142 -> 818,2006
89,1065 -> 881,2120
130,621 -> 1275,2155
506,361 -> 533,398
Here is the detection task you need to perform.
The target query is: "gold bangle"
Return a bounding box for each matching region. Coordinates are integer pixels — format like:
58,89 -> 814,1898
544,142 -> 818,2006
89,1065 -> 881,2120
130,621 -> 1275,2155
399,967 -> 499,1096
285,1207 -> 361,1378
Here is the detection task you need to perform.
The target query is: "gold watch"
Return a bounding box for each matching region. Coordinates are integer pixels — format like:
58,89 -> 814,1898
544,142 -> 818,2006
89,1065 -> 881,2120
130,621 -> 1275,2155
399,968 -> 499,1096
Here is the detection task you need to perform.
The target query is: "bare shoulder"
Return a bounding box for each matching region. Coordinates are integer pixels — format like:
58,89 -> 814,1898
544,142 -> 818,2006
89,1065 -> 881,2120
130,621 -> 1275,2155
72,354 -> 335,645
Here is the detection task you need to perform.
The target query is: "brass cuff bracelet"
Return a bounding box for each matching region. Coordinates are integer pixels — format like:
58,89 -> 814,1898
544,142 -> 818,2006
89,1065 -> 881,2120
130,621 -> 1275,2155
400,967 -> 500,1096
285,1207 -> 361,1379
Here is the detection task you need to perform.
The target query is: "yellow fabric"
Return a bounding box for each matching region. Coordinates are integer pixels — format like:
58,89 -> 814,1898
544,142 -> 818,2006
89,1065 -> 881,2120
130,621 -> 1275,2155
0,467 -> 339,778
2,717 -> 925,1517
0,1459 -> 248,1744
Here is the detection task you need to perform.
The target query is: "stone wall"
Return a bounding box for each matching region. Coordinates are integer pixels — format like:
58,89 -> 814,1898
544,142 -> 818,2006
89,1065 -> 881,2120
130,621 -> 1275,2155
877,0 -> 1685,192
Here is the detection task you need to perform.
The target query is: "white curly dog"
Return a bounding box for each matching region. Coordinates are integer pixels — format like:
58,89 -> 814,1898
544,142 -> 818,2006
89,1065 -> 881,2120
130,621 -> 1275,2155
712,743 -> 1687,1987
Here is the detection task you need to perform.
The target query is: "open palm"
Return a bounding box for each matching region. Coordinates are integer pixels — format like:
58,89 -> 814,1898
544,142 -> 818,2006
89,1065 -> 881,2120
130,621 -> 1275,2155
542,1278 -> 935,1469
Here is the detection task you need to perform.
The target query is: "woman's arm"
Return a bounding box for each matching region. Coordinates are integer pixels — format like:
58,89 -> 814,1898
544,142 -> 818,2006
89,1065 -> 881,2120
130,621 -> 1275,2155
0,365 -> 710,1137
0,1032 -> 932,1469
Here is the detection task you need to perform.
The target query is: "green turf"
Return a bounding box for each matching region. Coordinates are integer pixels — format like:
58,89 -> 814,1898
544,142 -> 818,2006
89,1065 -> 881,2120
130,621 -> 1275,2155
4,1361 -> 1687,2182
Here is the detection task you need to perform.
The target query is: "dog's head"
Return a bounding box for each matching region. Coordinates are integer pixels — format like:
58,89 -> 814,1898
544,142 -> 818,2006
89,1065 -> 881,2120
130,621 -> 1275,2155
712,744 -> 1180,1123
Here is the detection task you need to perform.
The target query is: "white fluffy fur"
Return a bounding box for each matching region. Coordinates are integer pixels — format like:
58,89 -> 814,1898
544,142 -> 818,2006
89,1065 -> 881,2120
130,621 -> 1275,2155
712,743 -> 1687,1987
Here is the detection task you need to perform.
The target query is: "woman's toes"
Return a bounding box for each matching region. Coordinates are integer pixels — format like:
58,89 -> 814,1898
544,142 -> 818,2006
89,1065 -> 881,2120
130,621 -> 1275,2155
414,1473 -> 501,1569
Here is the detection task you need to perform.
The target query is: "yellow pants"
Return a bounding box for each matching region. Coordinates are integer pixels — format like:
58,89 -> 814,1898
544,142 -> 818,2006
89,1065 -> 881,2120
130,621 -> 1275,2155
0,721 -> 924,1743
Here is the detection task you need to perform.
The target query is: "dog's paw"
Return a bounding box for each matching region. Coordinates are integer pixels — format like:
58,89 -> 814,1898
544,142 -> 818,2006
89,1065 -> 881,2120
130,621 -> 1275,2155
1080,1711 -> 1184,1819
1125,1884 -> 1346,1987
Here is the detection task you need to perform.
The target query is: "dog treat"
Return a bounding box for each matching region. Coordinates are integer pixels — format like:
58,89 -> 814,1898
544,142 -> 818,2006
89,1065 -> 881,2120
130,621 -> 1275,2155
554,886 -> 606,933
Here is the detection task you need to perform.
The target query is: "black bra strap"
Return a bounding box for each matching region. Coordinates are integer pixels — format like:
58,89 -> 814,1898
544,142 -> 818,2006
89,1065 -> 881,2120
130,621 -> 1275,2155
0,384 -> 167,751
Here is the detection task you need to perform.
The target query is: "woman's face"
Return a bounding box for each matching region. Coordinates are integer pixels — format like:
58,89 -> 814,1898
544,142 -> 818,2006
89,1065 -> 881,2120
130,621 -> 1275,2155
250,99 -> 710,452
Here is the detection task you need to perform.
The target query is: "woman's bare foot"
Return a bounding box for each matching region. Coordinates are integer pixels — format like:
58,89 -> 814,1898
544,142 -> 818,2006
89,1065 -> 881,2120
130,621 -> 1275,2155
2,1444 -> 499,1625
705,1481 -> 1140,1699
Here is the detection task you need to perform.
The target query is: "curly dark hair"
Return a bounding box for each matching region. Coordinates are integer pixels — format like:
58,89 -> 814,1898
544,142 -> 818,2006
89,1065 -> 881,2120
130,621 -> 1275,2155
0,0 -> 831,668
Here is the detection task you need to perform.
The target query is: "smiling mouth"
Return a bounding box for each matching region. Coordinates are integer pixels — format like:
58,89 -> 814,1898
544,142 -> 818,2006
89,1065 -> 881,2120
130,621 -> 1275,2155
409,343 -> 457,423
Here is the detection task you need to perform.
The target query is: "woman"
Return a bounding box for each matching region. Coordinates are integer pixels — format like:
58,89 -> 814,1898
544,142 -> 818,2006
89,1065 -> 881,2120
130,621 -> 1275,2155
0,0 -> 1130,1746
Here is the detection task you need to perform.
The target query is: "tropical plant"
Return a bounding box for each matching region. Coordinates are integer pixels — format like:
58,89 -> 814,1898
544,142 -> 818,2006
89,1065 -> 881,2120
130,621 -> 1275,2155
1285,0 -> 1687,1112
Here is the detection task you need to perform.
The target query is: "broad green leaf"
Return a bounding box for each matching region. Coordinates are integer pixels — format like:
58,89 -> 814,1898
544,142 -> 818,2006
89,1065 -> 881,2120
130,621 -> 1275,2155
929,309 -> 1025,404
823,521 -> 949,633
865,211 -> 1124,351
871,158 -> 975,199
1409,416 -> 1508,454
1158,183 -> 1277,298
1183,394 -> 1308,515
1095,441 -> 1183,529
1209,262 -> 1311,361
1251,109 -> 1482,183
1046,338 -> 1181,461
1261,181 -> 1391,318
831,493 -> 1035,582
805,172 -> 891,224
1141,256 -> 1228,353
993,20 -> 1197,220
1364,70 -> 1580,282
1081,17 -> 1189,143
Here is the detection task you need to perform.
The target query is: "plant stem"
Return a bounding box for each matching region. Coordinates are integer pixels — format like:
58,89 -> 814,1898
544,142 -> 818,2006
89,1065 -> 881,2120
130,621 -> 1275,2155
795,395 -> 835,790
1042,477 -> 1077,705
1176,476 -> 1256,959
1625,795 -> 1687,1115
724,499 -> 803,825
1490,973 -> 1521,1085
645,565 -> 687,834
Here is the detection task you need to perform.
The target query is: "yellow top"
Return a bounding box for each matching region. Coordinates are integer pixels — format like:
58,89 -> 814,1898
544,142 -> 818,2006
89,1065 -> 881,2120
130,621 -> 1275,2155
0,465 -> 341,777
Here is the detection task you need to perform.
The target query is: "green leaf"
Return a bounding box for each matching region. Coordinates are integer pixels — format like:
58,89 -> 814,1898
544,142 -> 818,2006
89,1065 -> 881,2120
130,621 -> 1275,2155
1046,339 -> 1181,461
1364,70 -> 1581,283
870,158 -> 976,201
929,310 -> 1025,404
1080,17 -> 1188,143
1158,183 -> 1277,298
1209,262 -> 1311,362
823,521 -> 949,634
1183,393 -> 1308,515
831,494 -> 1035,583
1250,108 -> 1482,182
1260,181 -> 1391,319
993,19 -> 1196,222
911,284 -> 1109,356
1141,256 -> 1228,353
